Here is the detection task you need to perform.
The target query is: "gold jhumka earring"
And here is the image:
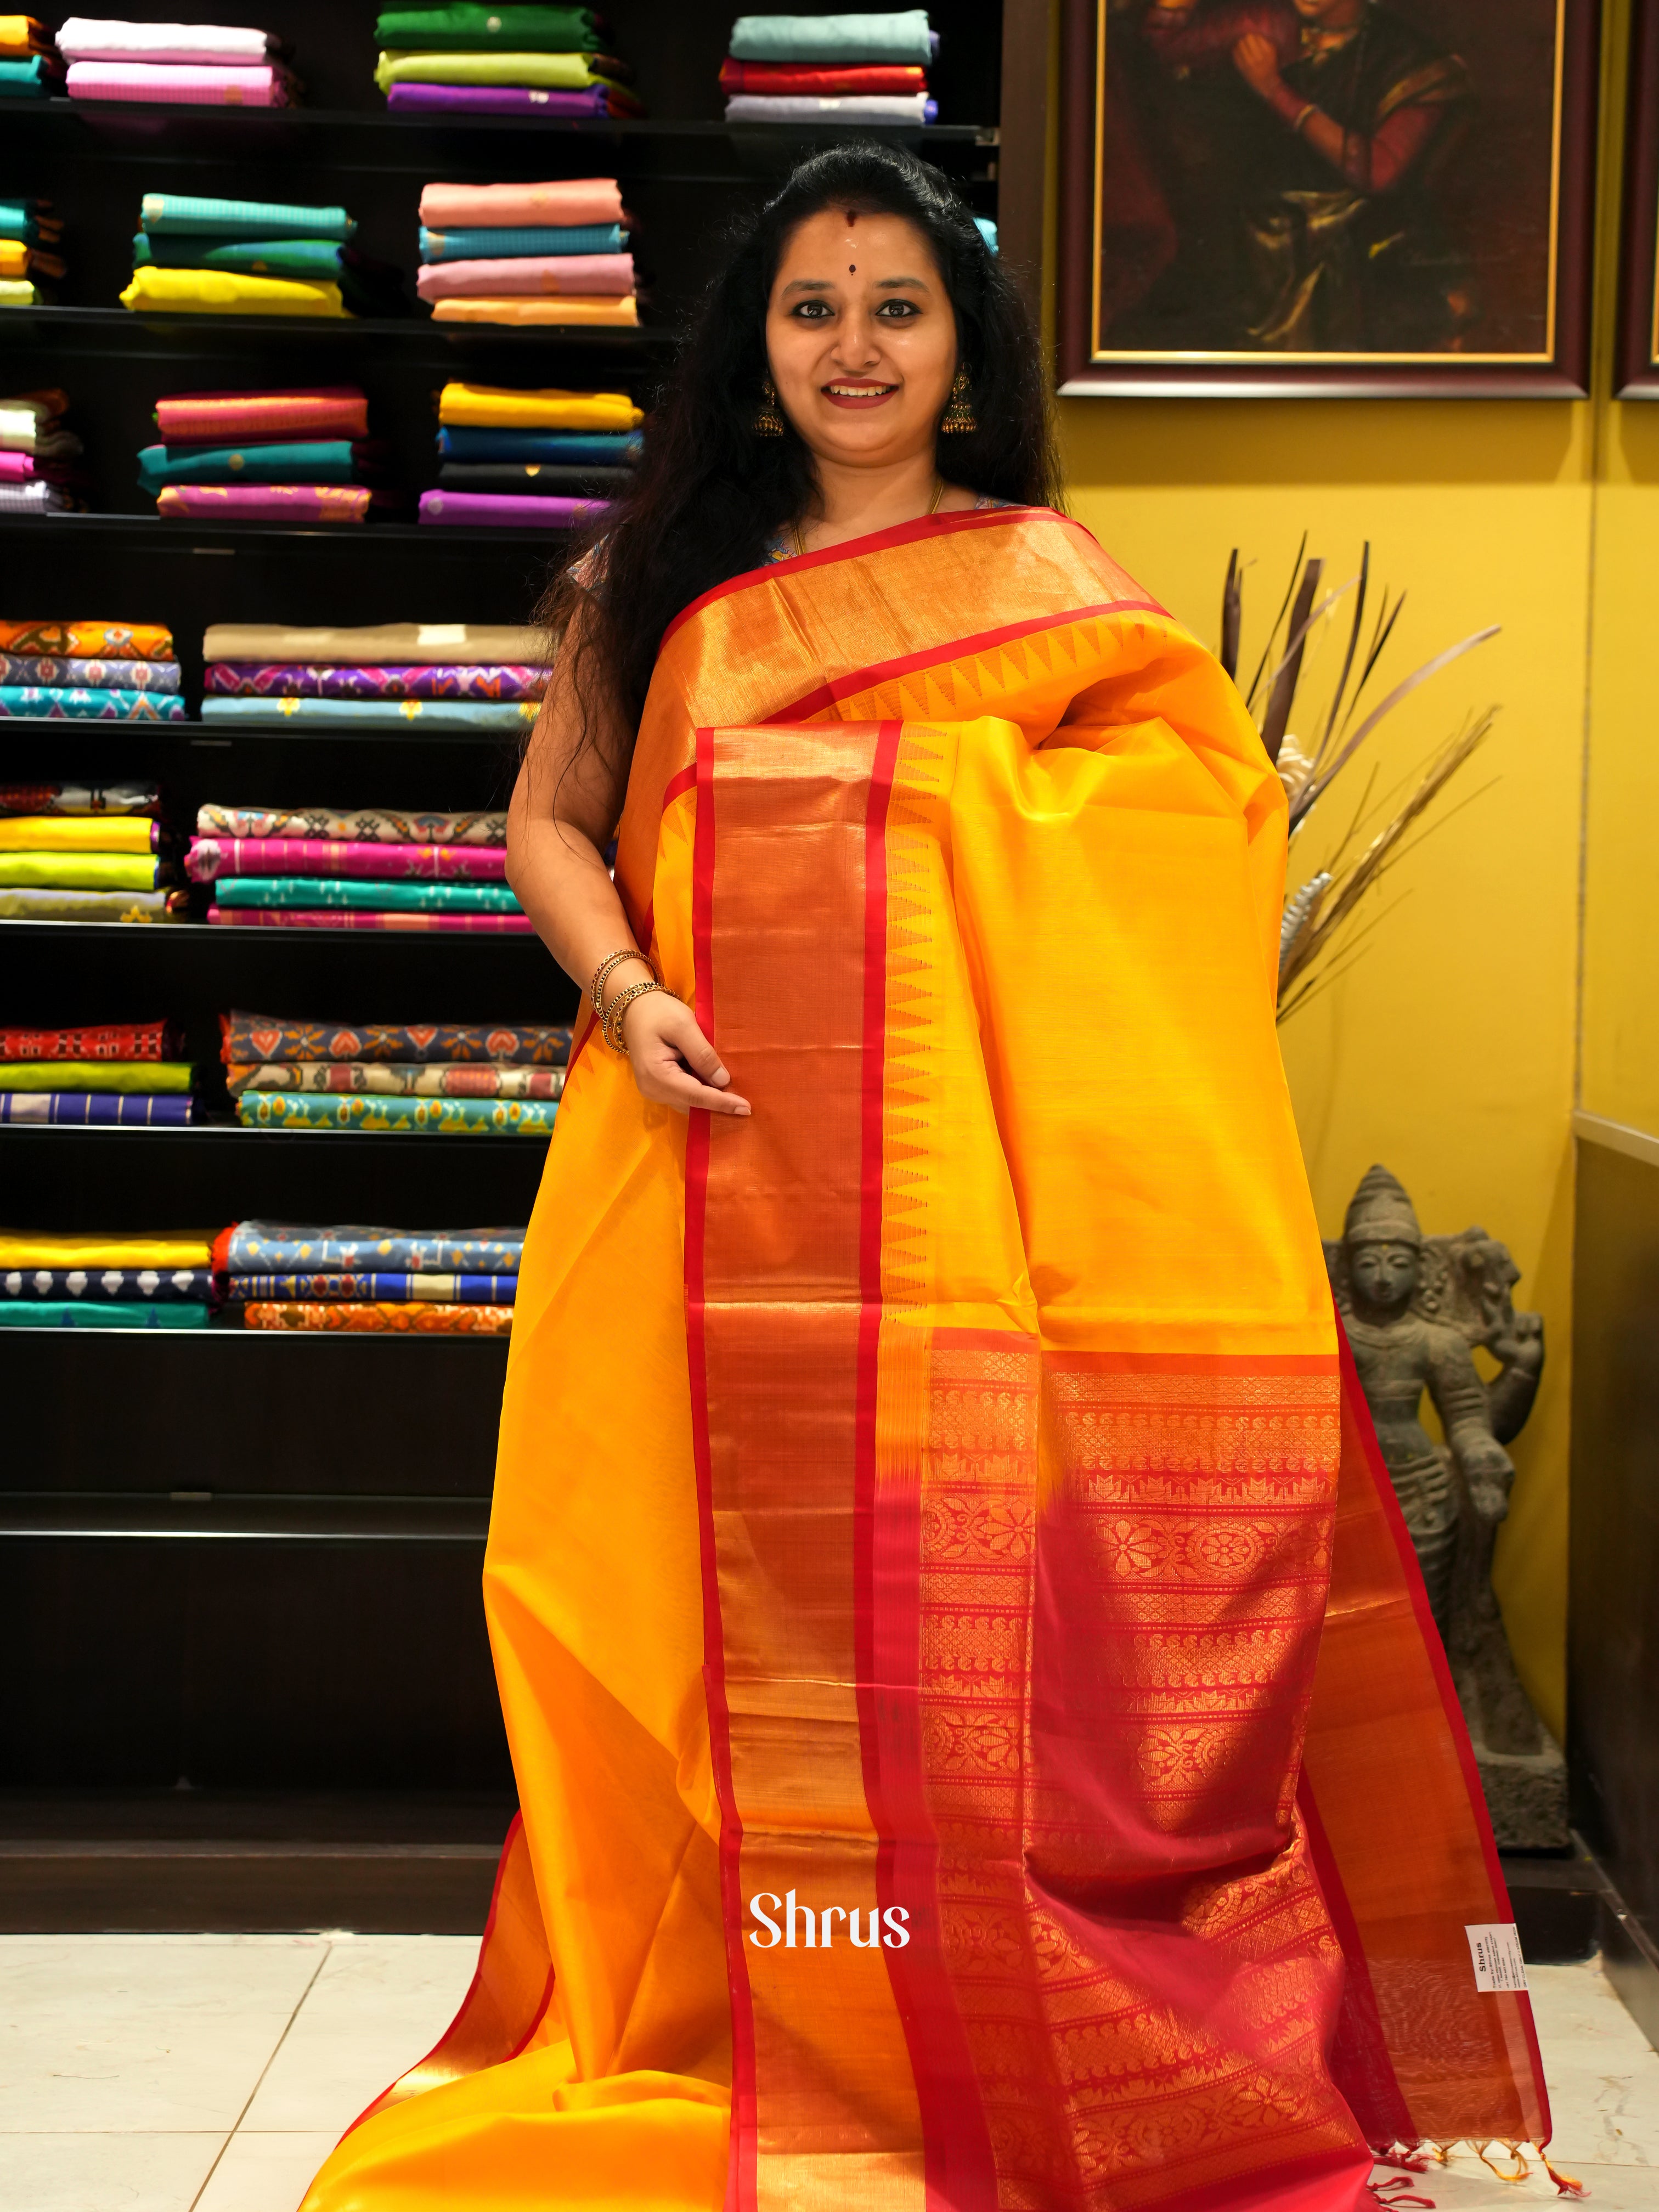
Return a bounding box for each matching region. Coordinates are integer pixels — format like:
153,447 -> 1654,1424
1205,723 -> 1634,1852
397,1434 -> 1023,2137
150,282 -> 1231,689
940,367 -> 977,433
754,380 -> 785,436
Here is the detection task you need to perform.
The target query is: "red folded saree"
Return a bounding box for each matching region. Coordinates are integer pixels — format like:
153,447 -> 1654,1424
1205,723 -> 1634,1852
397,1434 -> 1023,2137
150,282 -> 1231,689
417,178 -> 624,230
717,60 -> 928,94
301,507 -> 1549,2212
155,387 -> 369,444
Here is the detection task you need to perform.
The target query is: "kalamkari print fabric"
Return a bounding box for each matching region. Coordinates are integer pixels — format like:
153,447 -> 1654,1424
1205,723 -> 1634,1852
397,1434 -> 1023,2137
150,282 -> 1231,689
222,1013 -> 570,1065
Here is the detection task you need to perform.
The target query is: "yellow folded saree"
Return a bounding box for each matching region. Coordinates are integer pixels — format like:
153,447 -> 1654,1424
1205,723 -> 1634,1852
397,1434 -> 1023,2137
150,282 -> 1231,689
0,815 -> 154,854
0,1233 -> 213,1268
437,382 -> 642,431
0,852 -> 157,890
431,296 -> 638,326
303,507 -> 1550,2212
120,267 -> 348,317
0,1062 -> 191,1093
376,49 -> 620,89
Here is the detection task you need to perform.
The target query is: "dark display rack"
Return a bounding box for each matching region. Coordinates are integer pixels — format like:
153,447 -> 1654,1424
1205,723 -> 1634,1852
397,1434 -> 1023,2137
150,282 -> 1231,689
0,0 -> 1037,1929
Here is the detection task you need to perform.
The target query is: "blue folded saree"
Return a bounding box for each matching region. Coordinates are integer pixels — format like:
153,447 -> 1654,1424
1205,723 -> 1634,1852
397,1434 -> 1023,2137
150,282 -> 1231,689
201,696 -> 535,730
419,223 -> 623,261
140,194 -> 357,241
435,426 -> 640,464
0,686 -> 187,721
139,442 -> 362,491
134,234 -> 349,277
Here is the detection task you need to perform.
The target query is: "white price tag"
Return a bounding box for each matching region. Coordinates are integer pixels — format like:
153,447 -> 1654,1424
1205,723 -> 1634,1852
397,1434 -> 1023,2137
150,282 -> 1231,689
1466,1923 -> 1528,1993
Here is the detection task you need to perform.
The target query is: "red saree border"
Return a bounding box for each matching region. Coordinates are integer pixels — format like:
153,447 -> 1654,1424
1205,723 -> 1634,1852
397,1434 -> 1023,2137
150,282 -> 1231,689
1334,1323 -> 1551,2128
662,504 -> 1080,650
686,722 -> 758,2212
776,597 -> 1167,723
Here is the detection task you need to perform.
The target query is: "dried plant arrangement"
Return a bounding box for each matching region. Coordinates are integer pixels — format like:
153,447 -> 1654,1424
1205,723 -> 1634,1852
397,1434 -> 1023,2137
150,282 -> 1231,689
1219,538 -> 1502,1024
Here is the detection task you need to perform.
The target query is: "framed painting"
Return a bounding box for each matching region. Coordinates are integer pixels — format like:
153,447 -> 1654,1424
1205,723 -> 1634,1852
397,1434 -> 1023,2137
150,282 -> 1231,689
1057,0 -> 1601,396
1618,0 -> 1659,394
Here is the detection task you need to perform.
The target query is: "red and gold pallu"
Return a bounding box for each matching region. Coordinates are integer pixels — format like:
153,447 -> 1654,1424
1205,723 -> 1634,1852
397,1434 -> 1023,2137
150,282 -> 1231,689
301,509 -> 1548,2212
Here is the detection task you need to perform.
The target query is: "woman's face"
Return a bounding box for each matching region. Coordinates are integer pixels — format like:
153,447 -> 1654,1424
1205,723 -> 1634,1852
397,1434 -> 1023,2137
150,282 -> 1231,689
765,208 -> 958,472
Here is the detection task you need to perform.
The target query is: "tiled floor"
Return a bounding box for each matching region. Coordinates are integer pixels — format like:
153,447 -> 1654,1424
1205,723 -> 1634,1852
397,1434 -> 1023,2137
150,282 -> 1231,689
2,1941 -> 1658,2211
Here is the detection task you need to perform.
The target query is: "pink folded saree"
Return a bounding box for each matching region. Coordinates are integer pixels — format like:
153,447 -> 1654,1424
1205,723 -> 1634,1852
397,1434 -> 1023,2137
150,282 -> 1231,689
417,179 -> 623,229
188,836 -> 507,882
0,452 -> 36,482
207,907 -> 533,933
429,295 -> 637,326
67,60 -> 295,105
419,490 -> 607,527
157,486 -> 370,521
156,388 -> 368,444
416,253 -> 634,303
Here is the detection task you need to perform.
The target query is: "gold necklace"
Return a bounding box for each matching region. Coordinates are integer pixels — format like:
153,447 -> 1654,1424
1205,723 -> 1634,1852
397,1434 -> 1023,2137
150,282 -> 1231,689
794,475 -> 945,559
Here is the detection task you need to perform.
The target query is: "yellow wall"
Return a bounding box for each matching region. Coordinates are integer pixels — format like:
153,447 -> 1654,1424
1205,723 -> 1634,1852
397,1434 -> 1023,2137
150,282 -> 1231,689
1043,2 -> 1659,1744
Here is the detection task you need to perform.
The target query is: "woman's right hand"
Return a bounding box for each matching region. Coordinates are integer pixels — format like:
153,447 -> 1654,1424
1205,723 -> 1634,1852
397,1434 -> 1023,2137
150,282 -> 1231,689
619,989 -> 751,1116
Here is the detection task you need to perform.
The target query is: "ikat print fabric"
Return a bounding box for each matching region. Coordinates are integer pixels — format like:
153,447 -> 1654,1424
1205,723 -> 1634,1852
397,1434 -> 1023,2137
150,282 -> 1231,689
226,1062 -> 563,1098
199,807 -> 508,844
219,1222 -> 526,1272
221,1013 -> 571,1064
187,837 -> 510,882
224,1272 -> 516,1303
236,1092 -> 556,1133
212,877 -> 520,910
0,685 -> 185,720
0,656 -> 179,690
0,620 -> 173,659
202,665 -> 543,701
241,1300 -> 511,1334
1,1266 -> 215,1301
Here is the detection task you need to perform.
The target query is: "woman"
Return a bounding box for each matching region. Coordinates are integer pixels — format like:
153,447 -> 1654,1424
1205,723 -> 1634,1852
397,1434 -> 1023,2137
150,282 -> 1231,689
303,144 -> 1546,2212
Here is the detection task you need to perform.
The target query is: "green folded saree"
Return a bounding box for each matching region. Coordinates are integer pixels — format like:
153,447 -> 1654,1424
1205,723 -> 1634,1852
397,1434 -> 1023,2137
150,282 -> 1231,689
0,1301 -> 209,1329
0,1062 -> 193,1093
134,234 -> 347,278
375,48 -> 614,88
375,5 -> 600,50
0,853 -> 159,891
215,877 -> 522,911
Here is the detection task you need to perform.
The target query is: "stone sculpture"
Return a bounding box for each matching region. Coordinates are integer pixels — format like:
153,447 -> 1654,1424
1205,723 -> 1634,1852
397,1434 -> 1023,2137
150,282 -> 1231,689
1326,1165 -> 1565,1848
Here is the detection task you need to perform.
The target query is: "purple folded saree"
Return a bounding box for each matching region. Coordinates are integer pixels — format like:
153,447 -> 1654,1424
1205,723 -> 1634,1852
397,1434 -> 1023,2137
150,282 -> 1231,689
419,490 -> 606,528
207,907 -> 533,933
0,1092 -> 198,1125
385,83 -> 636,117
203,663 -> 544,701
188,836 -> 507,882
158,486 -> 371,522
416,253 -> 635,303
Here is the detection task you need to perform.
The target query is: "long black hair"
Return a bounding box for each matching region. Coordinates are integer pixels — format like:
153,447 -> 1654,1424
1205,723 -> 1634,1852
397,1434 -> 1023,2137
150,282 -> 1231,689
539,140 -> 1059,765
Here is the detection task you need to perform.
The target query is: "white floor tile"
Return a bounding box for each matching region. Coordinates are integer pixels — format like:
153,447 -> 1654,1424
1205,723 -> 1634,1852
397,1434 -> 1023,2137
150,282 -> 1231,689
240,1936 -> 477,2134
1530,1960 -> 1659,2168
194,2131 -> 342,2212
0,2128 -> 225,2210
0,1935 -> 329,2134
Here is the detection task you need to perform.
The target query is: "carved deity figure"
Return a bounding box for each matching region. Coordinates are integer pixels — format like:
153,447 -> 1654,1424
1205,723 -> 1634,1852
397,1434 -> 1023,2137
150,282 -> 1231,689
1326,1165 -> 1564,1847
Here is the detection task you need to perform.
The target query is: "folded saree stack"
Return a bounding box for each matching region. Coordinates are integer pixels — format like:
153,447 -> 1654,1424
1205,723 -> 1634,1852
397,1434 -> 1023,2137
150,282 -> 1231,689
60,16 -> 298,107
0,1014 -> 198,1124
375,6 -> 642,120
721,8 -> 939,123
0,774 -> 184,924
218,1007 -> 568,1134
0,199 -> 65,311
0,1228 -> 216,1327
0,16 -> 64,101
140,386 -> 386,524
0,388 -> 82,507
121,194 -> 387,319
216,1217 -> 525,1331
414,176 -> 638,335
423,378 -> 641,528
200,619 -> 545,744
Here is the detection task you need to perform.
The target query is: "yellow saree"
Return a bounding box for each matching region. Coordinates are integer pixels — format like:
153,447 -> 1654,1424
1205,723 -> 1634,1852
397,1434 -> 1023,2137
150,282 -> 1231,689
302,507 -> 1548,2212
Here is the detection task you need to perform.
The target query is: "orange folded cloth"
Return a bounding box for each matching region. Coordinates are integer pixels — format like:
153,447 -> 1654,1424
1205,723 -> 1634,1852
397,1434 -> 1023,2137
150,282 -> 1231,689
429,295 -> 639,326
0,15 -> 50,57
417,178 -> 623,229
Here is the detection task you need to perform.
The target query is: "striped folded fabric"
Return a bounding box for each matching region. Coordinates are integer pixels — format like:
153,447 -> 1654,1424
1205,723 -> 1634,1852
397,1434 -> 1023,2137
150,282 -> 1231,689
0,1301 -> 210,1328
0,1093 -> 197,1124
223,1271 -> 516,1303
240,1300 -> 512,1334
207,907 -> 532,933
236,1092 -> 556,1135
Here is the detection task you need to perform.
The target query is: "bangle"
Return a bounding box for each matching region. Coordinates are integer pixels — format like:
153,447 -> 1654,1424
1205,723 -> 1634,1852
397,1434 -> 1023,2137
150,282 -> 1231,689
1291,101 -> 1317,135
604,977 -> 665,1052
589,946 -> 655,1019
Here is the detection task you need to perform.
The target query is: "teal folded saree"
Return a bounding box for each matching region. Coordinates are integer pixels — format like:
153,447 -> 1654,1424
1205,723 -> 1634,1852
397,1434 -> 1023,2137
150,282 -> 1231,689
140,194 -> 357,242
139,442 -> 361,491
215,877 -> 523,911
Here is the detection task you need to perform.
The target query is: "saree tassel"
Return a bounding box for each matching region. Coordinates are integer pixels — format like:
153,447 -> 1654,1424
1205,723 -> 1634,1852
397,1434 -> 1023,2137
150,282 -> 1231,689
1371,2151 -> 1433,2173
1475,2141 -> 1531,2185
1543,2158 -> 1588,2197
1369,2190 -> 1435,2208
